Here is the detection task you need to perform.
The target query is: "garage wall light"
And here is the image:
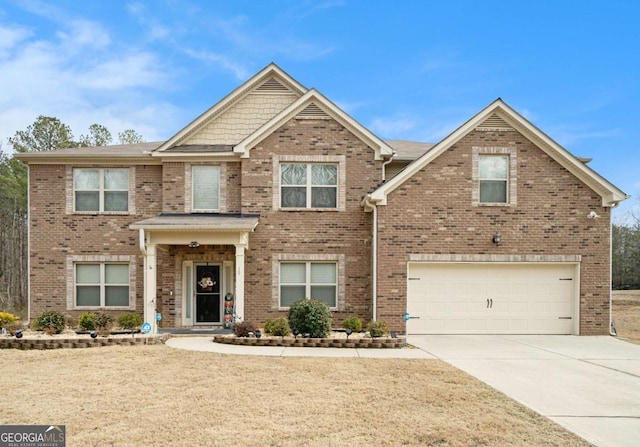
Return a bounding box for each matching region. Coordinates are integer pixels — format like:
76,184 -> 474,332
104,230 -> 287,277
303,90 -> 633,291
189,241 -> 200,248
492,232 -> 502,245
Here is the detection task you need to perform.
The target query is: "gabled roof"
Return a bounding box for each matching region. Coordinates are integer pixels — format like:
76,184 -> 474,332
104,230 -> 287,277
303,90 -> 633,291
234,89 -> 394,161
154,63 -> 307,153
367,98 -> 628,208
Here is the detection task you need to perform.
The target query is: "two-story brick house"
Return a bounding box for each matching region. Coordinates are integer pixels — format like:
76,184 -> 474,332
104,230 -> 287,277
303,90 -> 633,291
16,63 -> 627,335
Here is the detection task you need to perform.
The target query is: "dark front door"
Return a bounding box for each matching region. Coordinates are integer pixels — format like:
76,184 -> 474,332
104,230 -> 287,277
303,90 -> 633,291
195,265 -> 221,323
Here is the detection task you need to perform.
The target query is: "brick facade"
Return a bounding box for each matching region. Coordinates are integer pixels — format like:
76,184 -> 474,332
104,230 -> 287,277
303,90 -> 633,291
376,129 -> 611,334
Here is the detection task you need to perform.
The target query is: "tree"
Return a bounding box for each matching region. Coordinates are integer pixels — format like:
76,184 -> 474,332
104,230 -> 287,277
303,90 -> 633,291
1,116 -> 144,315
79,124 -> 112,147
8,115 -> 75,153
118,129 -> 144,144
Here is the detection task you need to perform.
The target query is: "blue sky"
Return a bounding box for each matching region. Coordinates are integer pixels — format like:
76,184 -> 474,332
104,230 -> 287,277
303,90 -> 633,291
1,0 -> 638,220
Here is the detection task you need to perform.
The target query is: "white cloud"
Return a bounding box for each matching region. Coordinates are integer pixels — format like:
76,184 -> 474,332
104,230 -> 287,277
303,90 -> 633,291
182,48 -> 250,80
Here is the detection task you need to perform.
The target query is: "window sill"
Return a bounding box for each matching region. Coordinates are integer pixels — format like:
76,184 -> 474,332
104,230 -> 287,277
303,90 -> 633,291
73,306 -> 134,311
73,211 -> 131,215
476,202 -> 512,207
278,208 -> 340,212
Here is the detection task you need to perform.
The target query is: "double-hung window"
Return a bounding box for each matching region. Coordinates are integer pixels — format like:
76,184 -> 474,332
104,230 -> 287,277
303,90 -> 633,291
281,164 -> 337,209
478,155 -> 509,204
75,263 -> 130,308
192,166 -> 220,212
280,262 -> 337,308
74,168 -> 129,212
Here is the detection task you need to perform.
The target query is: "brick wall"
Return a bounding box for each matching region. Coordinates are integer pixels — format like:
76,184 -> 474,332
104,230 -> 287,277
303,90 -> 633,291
376,129 -> 611,334
28,164 -> 162,321
240,117 -> 383,327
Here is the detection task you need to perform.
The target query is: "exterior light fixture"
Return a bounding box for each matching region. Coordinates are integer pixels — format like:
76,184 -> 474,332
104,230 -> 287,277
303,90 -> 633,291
15,329 -> 23,339
492,232 -> 502,245
390,331 -> 397,339
189,241 -> 200,248
90,331 -> 98,339
293,329 -> 299,339
345,328 -> 352,339
588,211 -> 600,219
254,329 -> 262,339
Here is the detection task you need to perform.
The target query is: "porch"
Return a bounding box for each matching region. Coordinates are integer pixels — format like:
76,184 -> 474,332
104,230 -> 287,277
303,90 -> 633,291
130,213 -> 259,334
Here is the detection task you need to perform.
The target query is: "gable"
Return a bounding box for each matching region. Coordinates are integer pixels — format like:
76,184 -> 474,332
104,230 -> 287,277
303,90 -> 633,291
154,63 -> 306,152
367,99 -> 628,208
234,89 -> 394,161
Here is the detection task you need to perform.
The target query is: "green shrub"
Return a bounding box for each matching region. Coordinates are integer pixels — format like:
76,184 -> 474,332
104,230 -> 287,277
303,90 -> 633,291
117,312 -> 142,330
367,320 -> 390,338
95,313 -> 114,330
342,316 -> 362,332
233,321 -> 256,337
0,311 -> 19,328
78,312 -> 97,331
288,299 -> 332,338
264,317 -> 291,337
33,311 -> 66,334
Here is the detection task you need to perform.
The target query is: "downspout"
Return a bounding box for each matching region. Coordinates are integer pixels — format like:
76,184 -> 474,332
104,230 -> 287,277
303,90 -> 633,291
372,204 -> 378,322
609,206 -> 616,336
381,151 -> 396,182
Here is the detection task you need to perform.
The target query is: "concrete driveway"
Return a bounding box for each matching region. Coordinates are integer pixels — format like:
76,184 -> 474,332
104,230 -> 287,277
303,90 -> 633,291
408,335 -> 640,447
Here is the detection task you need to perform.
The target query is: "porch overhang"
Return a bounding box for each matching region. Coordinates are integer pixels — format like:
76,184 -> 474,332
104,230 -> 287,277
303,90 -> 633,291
130,213 -> 260,247
129,214 -> 259,335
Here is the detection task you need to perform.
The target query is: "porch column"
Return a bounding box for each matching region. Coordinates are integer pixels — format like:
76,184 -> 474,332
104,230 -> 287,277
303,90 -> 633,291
234,243 -> 246,322
144,243 -> 158,334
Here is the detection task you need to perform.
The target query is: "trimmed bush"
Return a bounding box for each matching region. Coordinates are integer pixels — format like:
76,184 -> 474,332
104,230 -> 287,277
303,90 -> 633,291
95,313 -> 114,330
342,316 -> 362,332
367,320 -> 389,338
264,317 -> 291,337
78,312 -> 97,331
288,299 -> 332,338
0,311 -> 19,328
233,321 -> 256,337
33,311 -> 66,334
117,312 -> 142,330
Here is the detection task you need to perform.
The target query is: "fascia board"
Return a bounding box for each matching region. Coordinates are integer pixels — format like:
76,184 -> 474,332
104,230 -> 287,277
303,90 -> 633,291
497,103 -> 628,206
155,63 -> 307,153
234,89 -> 394,160
370,99 -> 628,207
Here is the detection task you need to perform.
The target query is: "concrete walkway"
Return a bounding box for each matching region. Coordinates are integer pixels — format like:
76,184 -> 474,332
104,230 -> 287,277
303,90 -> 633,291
166,336 -> 435,358
408,335 -> 640,447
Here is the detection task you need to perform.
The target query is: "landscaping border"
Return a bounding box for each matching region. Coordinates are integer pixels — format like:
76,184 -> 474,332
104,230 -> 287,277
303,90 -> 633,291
213,335 -> 404,348
0,334 -> 169,350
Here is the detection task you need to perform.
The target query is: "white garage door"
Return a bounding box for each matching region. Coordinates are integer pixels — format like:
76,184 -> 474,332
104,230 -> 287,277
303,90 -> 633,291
406,263 -> 576,334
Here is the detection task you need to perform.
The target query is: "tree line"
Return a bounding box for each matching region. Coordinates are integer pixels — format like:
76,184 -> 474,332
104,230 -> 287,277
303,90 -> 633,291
613,218 -> 640,289
0,116 -> 143,314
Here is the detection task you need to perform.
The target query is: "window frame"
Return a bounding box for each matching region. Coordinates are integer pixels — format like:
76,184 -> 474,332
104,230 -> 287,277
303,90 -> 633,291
279,261 -> 338,309
73,168 -> 130,213
472,147 -> 517,207
478,155 -> 509,204
191,165 -> 221,212
74,262 -> 131,309
280,163 -> 338,209
273,155 -> 346,212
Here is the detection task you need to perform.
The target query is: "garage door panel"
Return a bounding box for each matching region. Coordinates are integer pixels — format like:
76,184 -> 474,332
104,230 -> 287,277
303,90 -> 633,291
407,263 -> 575,334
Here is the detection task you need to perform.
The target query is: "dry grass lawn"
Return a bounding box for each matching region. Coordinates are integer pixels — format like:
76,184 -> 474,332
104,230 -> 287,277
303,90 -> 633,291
613,290 -> 640,345
1,345 -> 590,447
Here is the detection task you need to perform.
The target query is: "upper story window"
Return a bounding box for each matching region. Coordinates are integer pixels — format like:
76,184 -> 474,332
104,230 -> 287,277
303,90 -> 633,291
192,166 -> 220,212
74,168 -> 129,212
281,163 -> 337,209
472,147 -> 517,207
478,155 -> 508,203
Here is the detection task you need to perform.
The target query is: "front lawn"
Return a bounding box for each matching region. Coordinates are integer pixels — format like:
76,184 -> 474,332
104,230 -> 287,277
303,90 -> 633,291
1,345 -> 590,446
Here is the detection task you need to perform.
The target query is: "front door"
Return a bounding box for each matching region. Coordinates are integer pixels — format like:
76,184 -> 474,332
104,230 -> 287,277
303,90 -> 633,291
195,265 -> 221,324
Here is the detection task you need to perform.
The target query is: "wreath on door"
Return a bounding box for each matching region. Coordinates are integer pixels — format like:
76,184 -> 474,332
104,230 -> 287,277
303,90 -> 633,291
198,274 -> 216,291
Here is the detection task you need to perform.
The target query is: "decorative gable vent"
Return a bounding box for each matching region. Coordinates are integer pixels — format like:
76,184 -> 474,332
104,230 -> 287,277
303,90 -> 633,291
477,113 -> 513,130
296,103 -> 330,119
255,78 -> 290,93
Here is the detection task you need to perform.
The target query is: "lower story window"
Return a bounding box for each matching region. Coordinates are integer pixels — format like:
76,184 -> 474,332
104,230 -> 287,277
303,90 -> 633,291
76,263 -> 129,307
280,262 -> 337,308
